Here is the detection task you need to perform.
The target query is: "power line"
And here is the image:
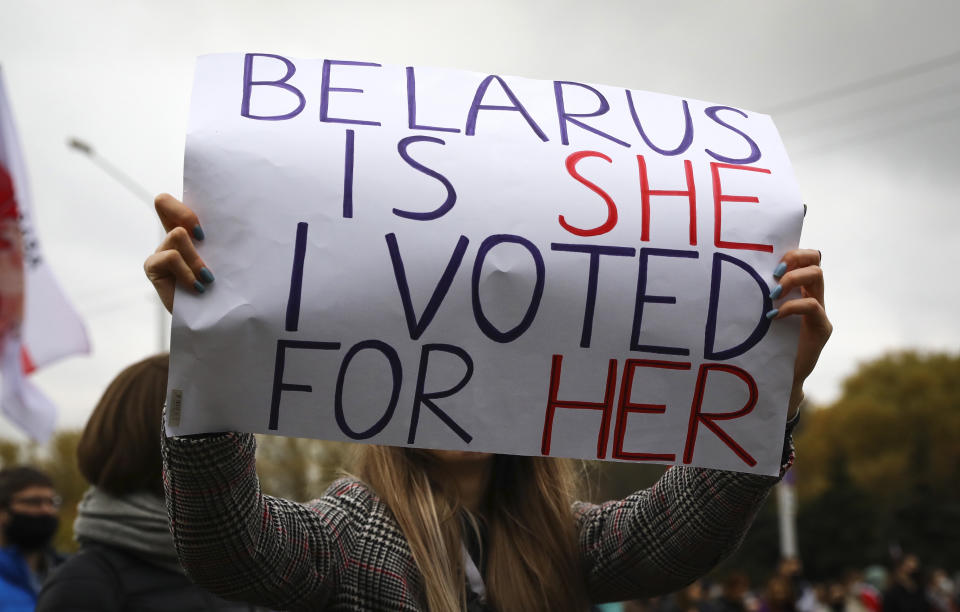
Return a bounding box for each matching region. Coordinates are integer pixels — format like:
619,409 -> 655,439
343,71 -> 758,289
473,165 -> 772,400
778,82 -> 960,138
789,105 -> 960,160
767,49 -> 960,115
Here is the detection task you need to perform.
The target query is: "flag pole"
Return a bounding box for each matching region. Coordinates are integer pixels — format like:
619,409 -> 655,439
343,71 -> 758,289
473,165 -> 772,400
777,468 -> 799,559
67,137 -> 168,352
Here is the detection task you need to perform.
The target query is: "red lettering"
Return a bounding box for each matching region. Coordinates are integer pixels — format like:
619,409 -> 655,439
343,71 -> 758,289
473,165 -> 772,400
711,162 -> 773,252
612,359 -> 690,462
541,354 -> 618,458
683,363 -> 758,467
637,155 -> 697,246
20,345 -> 35,375
560,151 -> 618,237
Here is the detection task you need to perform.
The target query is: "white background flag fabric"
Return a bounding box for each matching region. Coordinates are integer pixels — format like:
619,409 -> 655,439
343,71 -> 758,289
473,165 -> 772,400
0,67 -> 90,441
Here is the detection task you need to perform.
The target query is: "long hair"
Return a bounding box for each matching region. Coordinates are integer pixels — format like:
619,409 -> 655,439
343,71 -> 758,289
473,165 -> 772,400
354,445 -> 589,611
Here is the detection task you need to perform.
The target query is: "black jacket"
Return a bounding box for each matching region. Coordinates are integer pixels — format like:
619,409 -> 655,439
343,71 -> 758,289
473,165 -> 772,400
36,543 -> 262,612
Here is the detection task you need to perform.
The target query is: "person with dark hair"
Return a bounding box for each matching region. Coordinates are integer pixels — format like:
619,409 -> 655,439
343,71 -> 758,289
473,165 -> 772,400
885,555 -> 931,612
663,580 -> 718,612
35,354 -> 262,612
715,572 -> 753,612
0,465 -> 63,612
759,575 -> 796,612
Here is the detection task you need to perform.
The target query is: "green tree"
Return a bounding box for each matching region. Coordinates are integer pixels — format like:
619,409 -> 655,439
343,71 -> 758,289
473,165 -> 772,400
0,438 -> 22,466
794,351 -> 960,577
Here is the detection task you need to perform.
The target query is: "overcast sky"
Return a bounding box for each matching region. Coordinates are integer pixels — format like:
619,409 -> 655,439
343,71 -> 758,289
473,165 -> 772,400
0,0 -> 958,439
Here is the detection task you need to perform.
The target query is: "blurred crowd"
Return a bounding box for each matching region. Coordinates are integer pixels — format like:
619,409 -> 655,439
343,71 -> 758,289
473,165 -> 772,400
4,451 -> 958,611
597,556 -> 958,612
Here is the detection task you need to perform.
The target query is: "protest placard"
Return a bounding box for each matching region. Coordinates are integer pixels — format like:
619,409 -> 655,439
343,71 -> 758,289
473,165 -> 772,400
167,53 -> 804,476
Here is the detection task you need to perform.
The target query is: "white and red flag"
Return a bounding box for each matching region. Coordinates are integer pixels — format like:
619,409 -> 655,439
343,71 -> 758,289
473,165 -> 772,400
0,68 -> 89,440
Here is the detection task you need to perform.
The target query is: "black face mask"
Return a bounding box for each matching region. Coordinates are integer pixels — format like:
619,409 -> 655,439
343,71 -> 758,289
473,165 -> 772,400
3,512 -> 59,551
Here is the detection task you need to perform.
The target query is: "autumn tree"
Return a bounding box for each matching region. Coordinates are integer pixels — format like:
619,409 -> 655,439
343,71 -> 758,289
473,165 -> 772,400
679,351 -> 960,582
793,351 -> 960,577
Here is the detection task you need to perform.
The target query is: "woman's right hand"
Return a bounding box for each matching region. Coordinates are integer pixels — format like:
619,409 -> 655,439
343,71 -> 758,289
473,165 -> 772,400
144,193 -> 213,314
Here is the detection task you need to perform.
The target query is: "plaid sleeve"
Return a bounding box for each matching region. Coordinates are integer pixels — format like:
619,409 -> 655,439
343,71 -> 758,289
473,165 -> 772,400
162,431 -> 361,611
575,422 -> 798,603
575,467 -> 778,603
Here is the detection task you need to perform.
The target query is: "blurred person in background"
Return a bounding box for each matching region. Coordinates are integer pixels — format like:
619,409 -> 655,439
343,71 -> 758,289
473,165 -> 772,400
0,466 -> 63,612
715,572 -> 754,612
806,583 -> 831,612
926,569 -> 956,612
884,555 -> 930,612
35,354 -> 263,611
954,571 -> 960,612
664,580 -> 717,612
862,567 -> 888,600
760,575 -> 796,612
777,558 -> 817,612
825,582 -> 847,612
843,569 -> 881,612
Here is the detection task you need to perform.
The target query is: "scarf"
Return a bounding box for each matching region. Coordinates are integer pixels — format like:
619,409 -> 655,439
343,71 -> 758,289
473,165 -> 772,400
73,487 -> 183,574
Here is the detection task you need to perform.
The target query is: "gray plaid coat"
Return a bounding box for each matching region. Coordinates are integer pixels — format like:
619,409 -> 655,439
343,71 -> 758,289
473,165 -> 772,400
163,432 -> 790,611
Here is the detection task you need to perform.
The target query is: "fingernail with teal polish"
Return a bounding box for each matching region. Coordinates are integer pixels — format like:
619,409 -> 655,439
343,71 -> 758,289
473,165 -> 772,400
199,267 -> 215,284
193,225 -> 205,240
765,308 -> 779,320
769,284 -> 783,300
773,262 -> 787,278
193,280 -> 206,294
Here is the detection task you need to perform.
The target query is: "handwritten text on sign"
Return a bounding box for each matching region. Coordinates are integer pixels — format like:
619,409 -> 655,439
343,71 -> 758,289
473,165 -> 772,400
167,53 -> 803,476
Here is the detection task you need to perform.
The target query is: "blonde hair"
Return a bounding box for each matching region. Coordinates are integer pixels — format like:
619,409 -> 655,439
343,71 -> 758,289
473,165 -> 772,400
354,446 -> 589,611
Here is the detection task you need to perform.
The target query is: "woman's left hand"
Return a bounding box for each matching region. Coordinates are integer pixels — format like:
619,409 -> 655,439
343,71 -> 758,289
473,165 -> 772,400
768,248 -> 832,416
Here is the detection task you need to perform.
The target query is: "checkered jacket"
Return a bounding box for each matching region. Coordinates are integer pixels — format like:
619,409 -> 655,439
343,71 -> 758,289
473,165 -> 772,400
162,432 -> 788,611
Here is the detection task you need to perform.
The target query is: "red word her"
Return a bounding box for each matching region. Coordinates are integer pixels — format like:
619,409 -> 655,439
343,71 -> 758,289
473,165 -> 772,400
540,354 -> 759,467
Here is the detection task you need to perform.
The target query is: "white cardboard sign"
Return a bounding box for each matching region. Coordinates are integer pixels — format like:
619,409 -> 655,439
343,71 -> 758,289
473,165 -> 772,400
168,53 -> 804,476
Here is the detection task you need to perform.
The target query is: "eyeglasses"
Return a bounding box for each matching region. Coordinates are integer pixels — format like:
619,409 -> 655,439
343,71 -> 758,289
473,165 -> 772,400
10,494 -> 62,510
